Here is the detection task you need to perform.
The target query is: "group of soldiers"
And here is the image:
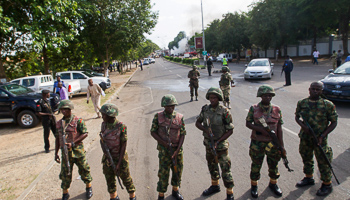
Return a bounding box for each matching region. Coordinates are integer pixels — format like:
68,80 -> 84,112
37,63 -> 338,200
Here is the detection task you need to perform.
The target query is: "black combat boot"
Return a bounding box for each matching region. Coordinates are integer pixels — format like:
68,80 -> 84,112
62,193 -> 70,200
226,193 -> 234,200
316,184 -> 332,196
251,185 -> 258,198
157,195 -> 164,200
129,196 -> 136,200
195,96 -> 198,101
190,97 -> 193,102
172,190 -> 184,200
202,185 -> 220,196
86,187 -> 93,199
296,177 -> 315,187
110,196 -> 120,200
268,183 -> 282,197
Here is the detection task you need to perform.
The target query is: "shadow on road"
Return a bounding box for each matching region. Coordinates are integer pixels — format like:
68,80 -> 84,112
0,150 -> 46,166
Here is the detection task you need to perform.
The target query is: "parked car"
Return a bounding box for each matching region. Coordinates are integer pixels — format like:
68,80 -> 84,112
0,83 -> 60,128
57,71 -> 111,92
143,60 -> 149,65
209,56 -> 217,62
244,58 -> 274,80
11,75 -> 54,93
149,58 -> 156,64
82,69 -> 105,77
320,62 -> 350,102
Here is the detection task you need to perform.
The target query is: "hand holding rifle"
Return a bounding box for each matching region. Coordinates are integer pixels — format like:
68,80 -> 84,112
206,117 -> 220,176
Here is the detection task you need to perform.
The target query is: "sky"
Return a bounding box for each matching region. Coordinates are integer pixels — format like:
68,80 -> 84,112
146,0 -> 256,49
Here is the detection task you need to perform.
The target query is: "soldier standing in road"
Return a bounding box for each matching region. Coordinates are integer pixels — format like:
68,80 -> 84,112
219,66 -> 235,109
54,100 -> 93,200
330,50 -> 337,70
207,57 -> 213,76
188,65 -> 200,102
150,94 -> 186,200
195,87 -> 235,200
36,89 -> 57,153
246,85 -> 284,198
87,79 -> 103,118
295,81 -> 338,196
282,55 -> 293,86
99,103 -> 136,200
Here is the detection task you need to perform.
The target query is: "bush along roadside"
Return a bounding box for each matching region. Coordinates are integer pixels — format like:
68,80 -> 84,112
163,56 -> 200,66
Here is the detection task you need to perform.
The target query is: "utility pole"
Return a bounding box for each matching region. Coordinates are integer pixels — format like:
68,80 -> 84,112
201,0 -> 206,67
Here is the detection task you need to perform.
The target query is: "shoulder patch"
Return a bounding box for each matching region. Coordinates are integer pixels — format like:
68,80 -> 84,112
201,104 -> 209,112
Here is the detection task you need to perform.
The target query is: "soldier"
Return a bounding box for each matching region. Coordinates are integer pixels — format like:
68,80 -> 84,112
188,65 -> 200,102
99,103 -> 137,200
36,89 -> 57,153
54,100 -> 93,200
246,85 -> 284,198
150,94 -> 185,200
195,87 -> 235,200
219,66 -> 234,109
295,81 -> 338,196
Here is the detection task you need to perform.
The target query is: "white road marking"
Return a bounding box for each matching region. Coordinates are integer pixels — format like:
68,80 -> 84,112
199,86 -> 206,89
119,86 -> 154,115
282,127 -> 299,137
177,74 -> 182,78
245,109 -> 249,112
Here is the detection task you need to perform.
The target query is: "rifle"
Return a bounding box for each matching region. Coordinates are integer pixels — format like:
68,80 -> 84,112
99,131 -> 124,189
258,117 -> 293,172
61,121 -> 71,176
206,117 -> 221,178
300,115 -> 340,184
165,114 -> 179,181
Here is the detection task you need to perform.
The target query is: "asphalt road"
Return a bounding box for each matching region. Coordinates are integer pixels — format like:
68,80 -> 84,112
67,58 -> 350,200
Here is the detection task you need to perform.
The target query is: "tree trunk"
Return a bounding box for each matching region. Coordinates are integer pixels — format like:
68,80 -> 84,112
43,45 -> 50,74
340,9 -> 350,56
0,45 -> 7,81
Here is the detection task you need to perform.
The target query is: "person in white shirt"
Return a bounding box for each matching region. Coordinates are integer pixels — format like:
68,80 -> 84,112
87,79 -> 103,118
313,49 -> 320,65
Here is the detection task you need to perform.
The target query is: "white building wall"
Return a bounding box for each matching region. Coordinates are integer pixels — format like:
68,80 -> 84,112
267,49 -> 274,58
287,46 -> 297,57
259,51 -> 265,58
316,43 -> 329,55
299,45 -> 312,56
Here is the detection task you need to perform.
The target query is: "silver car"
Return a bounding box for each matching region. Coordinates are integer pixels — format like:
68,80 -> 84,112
244,58 -> 274,80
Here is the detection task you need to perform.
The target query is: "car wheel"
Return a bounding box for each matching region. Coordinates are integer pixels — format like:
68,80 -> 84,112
271,70 -> 274,75
268,73 -> 272,79
17,110 -> 38,128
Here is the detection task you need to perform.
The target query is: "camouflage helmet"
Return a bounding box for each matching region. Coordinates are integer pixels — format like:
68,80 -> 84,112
206,87 -> 224,101
222,66 -> 229,72
161,94 -> 178,107
192,65 -> 197,69
257,84 -> 276,97
58,100 -> 74,110
100,103 -> 118,117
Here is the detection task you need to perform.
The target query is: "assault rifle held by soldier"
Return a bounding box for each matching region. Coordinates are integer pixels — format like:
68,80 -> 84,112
206,117 -> 221,178
300,115 -> 340,184
258,117 -> 293,172
61,121 -> 71,176
165,114 -> 179,180
99,131 -> 124,189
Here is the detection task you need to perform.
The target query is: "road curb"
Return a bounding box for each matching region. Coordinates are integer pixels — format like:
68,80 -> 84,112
162,58 -> 207,70
16,67 -> 139,200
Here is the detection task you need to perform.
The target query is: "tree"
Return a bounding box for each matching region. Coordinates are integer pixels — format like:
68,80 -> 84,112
168,31 -> 186,50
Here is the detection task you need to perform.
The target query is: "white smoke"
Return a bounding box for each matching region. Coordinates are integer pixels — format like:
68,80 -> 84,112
171,38 -> 188,55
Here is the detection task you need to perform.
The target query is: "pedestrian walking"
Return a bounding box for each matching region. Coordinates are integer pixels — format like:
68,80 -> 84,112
207,57 -> 213,76
188,65 -> 200,102
150,94 -> 185,200
222,56 -> 228,66
295,82 -> 338,196
336,50 -> 343,67
87,79 -> 103,118
54,100 -> 93,200
195,87 -> 235,200
99,103 -> 137,200
282,55 -> 293,86
36,89 -> 57,153
117,62 -> 121,74
313,49 -> 320,65
53,75 -> 66,94
219,66 -> 235,109
58,82 -> 69,100
139,59 -> 143,71
246,85 -> 285,198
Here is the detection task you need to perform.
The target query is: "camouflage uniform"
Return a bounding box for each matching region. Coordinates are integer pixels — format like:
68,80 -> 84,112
197,89 -> 235,188
219,67 -> 233,105
56,115 -> 93,190
246,102 -> 283,181
295,97 -> 337,183
150,111 -> 186,193
188,66 -> 200,97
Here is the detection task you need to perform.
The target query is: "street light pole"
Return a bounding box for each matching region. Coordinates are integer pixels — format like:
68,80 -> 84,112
201,0 -> 206,67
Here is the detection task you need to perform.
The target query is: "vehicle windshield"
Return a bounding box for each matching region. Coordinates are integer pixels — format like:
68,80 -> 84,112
248,60 -> 269,67
334,62 -> 350,74
82,71 -> 94,77
0,84 -> 34,96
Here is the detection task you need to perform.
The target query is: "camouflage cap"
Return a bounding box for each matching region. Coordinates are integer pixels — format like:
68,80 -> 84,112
222,66 -> 230,72
192,65 -> 197,69
100,103 -> 118,117
58,100 -> 74,110
257,84 -> 275,97
206,87 -> 224,101
161,94 -> 178,107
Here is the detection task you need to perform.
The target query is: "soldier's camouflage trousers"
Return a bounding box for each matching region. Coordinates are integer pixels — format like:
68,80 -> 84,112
102,152 -> 136,194
249,140 -> 281,181
59,152 -> 92,190
157,147 -> 183,193
220,85 -> 231,102
299,137 -> 333,182
189,80 -> 199,97
205,146 -> 234,188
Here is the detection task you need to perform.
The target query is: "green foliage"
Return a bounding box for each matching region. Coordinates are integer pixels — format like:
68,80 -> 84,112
173,57 -> 182,62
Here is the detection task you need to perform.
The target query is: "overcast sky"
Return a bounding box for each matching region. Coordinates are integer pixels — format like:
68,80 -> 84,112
146,0 -> 255,49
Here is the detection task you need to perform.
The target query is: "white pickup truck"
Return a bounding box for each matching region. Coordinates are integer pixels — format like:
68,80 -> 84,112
56,71 -> 111,92
11,75 -> 81,98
